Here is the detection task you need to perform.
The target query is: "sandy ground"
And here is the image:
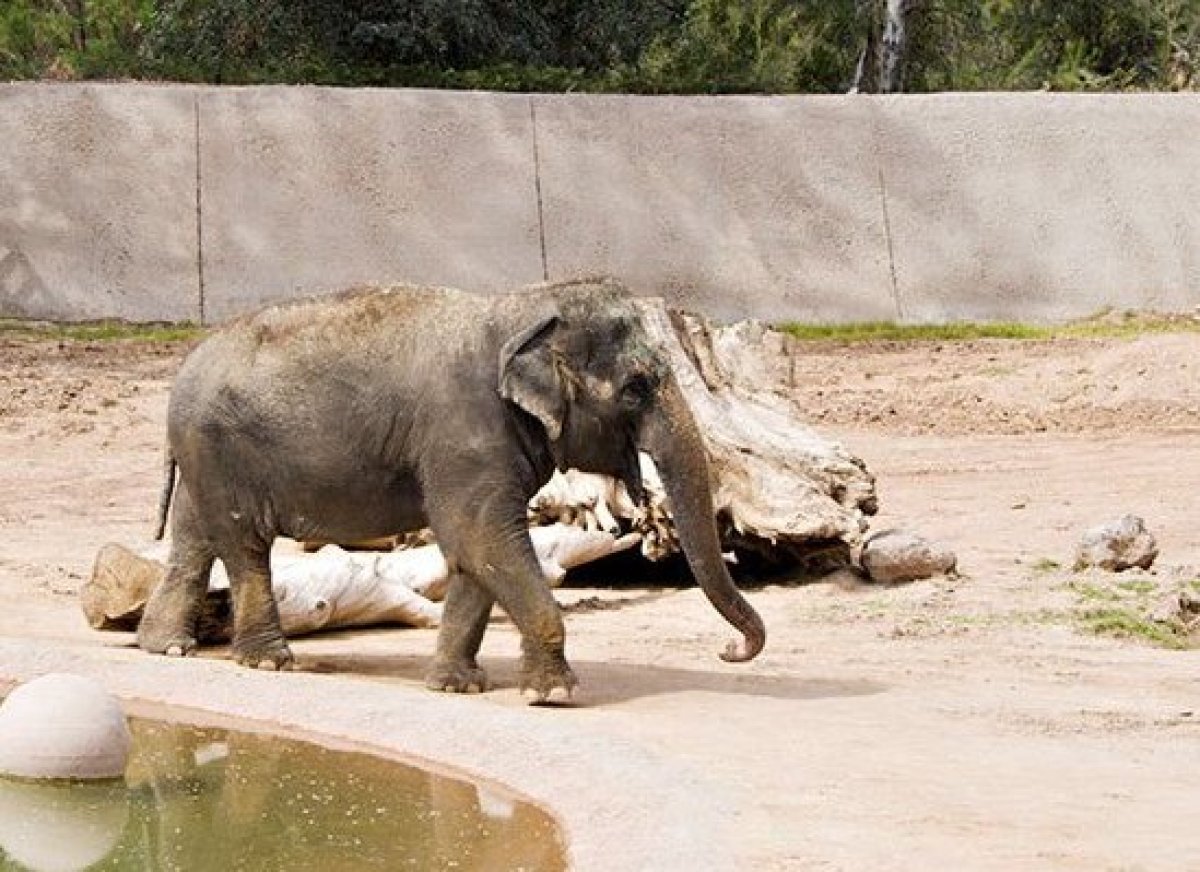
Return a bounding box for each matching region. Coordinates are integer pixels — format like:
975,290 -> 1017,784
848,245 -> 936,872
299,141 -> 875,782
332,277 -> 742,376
2,329 -> 1200,870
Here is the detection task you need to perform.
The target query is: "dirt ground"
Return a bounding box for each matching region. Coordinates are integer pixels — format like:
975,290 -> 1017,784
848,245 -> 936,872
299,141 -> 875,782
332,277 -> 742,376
2,327 -> 1200,870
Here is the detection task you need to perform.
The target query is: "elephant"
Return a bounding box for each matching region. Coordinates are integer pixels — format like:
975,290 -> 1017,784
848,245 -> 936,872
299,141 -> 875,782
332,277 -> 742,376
138,277 -> 766,701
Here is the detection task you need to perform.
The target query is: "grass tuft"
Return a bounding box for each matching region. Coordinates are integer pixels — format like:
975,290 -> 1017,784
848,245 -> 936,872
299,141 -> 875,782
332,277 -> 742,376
778,311 -> 1200,344
1067,574 -> 1197,650
1078,607 -> 1190,650
0,318 -> 204,343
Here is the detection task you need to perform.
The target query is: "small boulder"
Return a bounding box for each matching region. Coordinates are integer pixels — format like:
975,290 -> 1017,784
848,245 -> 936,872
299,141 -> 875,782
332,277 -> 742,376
860,530 -> 957,584
1148,588 -> 1200,628
1074,515 -> 1158,572
0,674 -> 131,780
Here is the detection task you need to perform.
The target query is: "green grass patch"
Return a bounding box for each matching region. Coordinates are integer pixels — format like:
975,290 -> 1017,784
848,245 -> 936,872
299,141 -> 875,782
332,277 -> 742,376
0,318 -> 204,343
1068,574 -> 1196,650
778,311 -> 1200,344
1078,607 -> 1190,650
1116,579 -> 1158,596
1031,557 -> 1062,573
1069,580 -> 1126,603
779,321 -> 1050,343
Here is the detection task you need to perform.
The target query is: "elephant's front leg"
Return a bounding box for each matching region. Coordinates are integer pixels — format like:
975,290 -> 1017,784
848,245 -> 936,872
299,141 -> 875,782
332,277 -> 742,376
476,551 -> 576,702
425,573 -> 492,693
224,548 -> 294,671
430,526 -> 576,702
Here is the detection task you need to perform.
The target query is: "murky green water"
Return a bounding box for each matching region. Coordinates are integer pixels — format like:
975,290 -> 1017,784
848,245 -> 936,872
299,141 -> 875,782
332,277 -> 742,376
0,718 -> 566,872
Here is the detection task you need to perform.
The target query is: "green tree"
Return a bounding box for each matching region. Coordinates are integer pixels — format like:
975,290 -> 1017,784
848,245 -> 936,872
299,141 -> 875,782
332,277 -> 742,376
0,0 -> 154,80
636,0 -> 859,93
1,0 -> 1198,91
907,0 -> 1200,91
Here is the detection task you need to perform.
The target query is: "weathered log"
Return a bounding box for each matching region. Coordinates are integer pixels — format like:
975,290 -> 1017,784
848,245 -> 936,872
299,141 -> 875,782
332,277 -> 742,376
637,301 -> 876,566
82,525 -> 642,640
527,303 -> 877,570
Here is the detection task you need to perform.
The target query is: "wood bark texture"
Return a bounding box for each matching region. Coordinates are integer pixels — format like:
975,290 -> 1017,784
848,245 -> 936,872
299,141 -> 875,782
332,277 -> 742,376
636,300 -> 877,567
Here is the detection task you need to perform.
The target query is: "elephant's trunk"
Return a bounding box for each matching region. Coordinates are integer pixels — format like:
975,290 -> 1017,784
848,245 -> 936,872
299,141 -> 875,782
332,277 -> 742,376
640,376 -> 766,662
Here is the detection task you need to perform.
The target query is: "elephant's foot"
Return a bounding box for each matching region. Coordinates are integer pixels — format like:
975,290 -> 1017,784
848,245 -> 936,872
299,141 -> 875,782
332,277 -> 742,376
519,642 -> 578,704
138,585 -> 203,657
137,620 -> 198,658
232,636 -> 295,671
425,658 -> 488,694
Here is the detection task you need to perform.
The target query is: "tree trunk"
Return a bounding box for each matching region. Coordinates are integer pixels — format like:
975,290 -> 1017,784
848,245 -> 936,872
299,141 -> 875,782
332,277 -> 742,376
848,0 -> 880,93
879,0 -> 911,93
849,0 -> 913,94
72,0 -> 88,52
635,300 -> 877,570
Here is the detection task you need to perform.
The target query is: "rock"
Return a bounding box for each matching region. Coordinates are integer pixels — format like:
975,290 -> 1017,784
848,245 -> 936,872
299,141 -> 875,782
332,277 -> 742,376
1148,588 -> 1200,628
861,530 -> 957,584
1074,514 -> 1159,572
0,674 -> 131,780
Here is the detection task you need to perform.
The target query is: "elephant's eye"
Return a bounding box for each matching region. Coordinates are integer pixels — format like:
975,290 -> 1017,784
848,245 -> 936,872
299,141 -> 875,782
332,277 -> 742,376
620,373 -> 655,410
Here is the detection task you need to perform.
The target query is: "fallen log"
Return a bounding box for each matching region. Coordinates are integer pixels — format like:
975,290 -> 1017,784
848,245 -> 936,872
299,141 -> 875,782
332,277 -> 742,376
82,525 -> 641,640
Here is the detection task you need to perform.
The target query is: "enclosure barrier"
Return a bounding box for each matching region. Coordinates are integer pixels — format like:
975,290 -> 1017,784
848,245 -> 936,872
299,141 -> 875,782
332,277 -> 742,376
1,83 -> 1198,324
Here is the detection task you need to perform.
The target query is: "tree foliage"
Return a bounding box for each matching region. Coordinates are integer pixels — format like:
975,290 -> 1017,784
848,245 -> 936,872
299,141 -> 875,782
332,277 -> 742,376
1,0 -> 1197,92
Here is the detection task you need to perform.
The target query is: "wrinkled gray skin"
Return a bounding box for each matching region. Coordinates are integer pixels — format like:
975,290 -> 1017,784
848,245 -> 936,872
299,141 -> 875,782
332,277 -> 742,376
138,278 -> 765,699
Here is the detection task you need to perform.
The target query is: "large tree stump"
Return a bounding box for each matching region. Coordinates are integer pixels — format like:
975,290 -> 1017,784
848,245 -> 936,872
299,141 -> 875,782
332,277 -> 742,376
636,301 -> 877,567
533,303 -> 877,570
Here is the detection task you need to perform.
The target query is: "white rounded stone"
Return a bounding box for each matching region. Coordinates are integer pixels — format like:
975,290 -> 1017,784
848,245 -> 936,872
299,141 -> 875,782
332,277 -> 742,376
0,673 -> 131,780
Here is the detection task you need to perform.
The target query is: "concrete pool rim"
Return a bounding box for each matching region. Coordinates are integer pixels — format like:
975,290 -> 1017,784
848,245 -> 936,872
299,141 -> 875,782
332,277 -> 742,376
0,637 -> 738,871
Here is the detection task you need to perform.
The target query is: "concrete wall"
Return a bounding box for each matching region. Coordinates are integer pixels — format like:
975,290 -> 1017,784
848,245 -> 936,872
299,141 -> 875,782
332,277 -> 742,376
198,87 -> 545,322
1,82 -> 1198,324
874,93 -> 1200,322
0,84 -> 200,321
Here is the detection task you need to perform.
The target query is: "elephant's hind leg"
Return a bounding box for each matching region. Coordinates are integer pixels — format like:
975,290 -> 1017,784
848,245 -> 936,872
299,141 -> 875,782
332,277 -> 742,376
137,487 -> 213,657
426,573 -> 493,693
224,546 -> 294,671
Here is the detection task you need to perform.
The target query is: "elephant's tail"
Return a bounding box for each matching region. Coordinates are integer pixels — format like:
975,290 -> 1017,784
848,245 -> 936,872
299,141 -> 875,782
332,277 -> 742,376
152,450 -> 177,541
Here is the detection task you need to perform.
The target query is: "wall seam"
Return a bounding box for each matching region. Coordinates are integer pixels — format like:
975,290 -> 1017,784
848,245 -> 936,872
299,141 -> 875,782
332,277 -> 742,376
866,100 -> 905,322
193,91 -> 207,325
529,97 -> 550,282
876,165 -> 904,321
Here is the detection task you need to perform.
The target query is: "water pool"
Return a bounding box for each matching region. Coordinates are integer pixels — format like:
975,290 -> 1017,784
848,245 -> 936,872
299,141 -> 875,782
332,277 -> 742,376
0,716 -> 566,871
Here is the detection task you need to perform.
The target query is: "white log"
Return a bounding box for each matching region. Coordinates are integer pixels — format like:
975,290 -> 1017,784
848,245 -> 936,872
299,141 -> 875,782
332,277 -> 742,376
528,457 -> 678,561
88,307 -> 875,638
85,525 -> 642,639
269,524 -> 641,633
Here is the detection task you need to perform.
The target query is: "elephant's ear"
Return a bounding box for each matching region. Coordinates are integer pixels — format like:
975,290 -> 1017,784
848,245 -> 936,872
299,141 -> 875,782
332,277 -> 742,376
499,315 -> 565,440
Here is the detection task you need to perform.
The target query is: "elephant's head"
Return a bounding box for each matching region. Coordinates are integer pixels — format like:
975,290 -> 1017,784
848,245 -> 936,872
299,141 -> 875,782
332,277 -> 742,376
499,280 -> 766,663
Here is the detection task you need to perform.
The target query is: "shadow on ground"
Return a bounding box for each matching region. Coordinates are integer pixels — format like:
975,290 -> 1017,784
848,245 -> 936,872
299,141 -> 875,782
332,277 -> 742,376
297,651 -> 886,706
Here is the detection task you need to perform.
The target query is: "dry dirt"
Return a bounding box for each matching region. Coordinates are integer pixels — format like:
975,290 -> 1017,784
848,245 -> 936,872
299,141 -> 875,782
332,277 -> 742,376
2,329 -> 1200,870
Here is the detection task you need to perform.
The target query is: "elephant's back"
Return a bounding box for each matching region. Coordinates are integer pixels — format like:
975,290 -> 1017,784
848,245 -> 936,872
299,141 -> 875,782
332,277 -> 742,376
166,284 -> 490,432
224,284 -> 478,348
